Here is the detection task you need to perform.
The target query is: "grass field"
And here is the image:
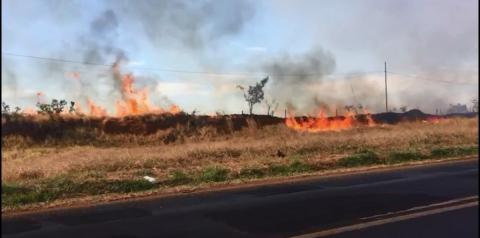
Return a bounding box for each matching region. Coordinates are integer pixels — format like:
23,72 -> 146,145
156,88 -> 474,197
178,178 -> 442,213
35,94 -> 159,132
1,116 -> 478,211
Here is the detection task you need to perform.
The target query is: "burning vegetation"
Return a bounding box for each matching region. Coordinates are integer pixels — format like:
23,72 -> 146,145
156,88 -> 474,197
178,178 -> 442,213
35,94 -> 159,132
285,110 -> 376,132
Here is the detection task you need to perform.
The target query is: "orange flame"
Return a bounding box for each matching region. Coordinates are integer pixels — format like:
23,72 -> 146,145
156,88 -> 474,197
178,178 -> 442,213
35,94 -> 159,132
22,107 -> 37,115
285,109 -> 375,132
364,110 -> 376,127
112,64 -> 181,117
423,116 -> 441,124
28,62 -> 180,118
87,99 -> 107,117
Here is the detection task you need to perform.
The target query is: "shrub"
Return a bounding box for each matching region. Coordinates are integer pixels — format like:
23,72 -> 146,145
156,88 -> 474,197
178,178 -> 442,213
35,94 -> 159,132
200,167 -> 230,182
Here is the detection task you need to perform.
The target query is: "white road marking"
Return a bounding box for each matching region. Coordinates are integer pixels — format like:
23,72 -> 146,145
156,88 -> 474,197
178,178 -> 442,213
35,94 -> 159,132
360,195 -> 478,220
291,199 -> 478,238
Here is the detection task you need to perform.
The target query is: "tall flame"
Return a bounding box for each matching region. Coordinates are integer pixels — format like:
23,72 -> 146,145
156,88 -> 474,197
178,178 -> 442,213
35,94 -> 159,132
112,62 -> 180,117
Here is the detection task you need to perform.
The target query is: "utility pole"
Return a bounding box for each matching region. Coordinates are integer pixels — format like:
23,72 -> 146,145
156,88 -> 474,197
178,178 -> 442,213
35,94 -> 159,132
384,61 -> 388,112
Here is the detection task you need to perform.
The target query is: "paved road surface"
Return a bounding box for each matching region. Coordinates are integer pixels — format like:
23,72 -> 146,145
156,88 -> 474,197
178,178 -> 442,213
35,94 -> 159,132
2,159 -> 478,238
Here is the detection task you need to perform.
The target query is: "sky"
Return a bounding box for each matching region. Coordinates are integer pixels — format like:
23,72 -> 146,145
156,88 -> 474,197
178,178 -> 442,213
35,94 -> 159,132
2,0 -> 478,115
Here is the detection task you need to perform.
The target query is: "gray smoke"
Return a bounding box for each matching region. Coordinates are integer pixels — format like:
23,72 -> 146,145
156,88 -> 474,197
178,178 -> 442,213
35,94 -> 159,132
1,58 -> 18,99
120,0 -> 255,50
257,47 -> 337,111
262,47 -> 336,84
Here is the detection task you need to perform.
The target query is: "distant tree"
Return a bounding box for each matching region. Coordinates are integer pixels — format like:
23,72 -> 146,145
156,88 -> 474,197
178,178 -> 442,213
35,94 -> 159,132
471,98 -> 478,113
2,102 -> 10,115
344,105 -> 356,113
446,103 -> 468,114
69,101 -> 76,113
36,102 -> 53,115
399,106 -> 408,113
237,76 -> 269,115
37,99 -> 68,115
14,106 -> 21,114
357,104 -> 363,111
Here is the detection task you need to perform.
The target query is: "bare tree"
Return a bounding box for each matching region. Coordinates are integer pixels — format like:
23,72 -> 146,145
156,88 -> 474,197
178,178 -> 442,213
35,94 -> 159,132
2,102 -> 10,115
69,101 -> 76,113
237,76 -> 269,115
344,105 -> 357,113
399,106 -> 408,113
471,98 -> 478,113
265,98 -> 279,116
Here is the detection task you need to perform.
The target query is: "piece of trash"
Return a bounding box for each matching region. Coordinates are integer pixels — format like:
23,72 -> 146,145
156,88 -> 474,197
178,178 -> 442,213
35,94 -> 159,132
143,176 -> 156,183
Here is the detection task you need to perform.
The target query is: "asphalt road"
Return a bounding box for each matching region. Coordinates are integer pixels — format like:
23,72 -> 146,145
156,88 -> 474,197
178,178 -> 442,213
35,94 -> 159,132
2,159 -> 478,238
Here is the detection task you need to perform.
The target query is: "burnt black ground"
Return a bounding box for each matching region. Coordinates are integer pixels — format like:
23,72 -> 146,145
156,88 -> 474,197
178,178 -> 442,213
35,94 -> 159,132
2,159 -> 478,238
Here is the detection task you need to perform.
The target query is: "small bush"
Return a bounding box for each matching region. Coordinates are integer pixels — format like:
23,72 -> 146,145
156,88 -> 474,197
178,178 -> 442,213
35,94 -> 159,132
168,170 -> 192,185
337,150 -> 380,167
200,167 -> 230,182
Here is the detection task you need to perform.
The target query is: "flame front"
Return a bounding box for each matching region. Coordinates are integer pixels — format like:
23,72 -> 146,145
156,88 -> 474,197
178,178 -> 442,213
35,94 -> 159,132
87,99 -> 108,117
29,60 -> 182,118
285,110 -> 376,132
112,64 -> 180,117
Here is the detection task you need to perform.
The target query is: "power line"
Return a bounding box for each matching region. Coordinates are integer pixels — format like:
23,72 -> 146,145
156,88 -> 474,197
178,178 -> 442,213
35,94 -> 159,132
4,51 -> 475,85
2,51 -> 384,78
387,71 -> 477,85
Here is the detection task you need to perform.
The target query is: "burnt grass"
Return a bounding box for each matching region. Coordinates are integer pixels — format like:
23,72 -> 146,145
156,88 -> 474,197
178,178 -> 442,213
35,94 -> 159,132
2,109 -> 476,146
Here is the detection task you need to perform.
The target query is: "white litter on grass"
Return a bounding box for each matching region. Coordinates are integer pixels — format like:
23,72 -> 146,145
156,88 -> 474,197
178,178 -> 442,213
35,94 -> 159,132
143,176 -> 156,183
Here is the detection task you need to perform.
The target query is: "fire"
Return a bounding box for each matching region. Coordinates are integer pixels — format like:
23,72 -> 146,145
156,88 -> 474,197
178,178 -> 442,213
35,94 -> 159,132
112,71 -> 180,117
285,109 -> 376,132
423,116 -> 441,124
365,110 -> 376,127
54,60 -> 181,118
22,107 -> 37,115
87,99 -> 108,117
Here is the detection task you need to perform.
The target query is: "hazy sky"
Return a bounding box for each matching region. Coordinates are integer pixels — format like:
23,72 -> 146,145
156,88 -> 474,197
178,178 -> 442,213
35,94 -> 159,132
2,0 -> 478,115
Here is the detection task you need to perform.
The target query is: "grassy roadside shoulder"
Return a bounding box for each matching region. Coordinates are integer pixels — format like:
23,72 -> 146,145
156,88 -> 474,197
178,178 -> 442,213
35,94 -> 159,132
2,145 -> 477,211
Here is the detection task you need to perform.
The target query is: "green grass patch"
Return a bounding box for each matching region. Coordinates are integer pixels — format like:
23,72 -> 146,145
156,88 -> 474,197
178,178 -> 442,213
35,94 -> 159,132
268,161 -> 314,176
2,183 -> 59,207
337,150 -> 381,167
387,151 -> 427,164
2,178 -> 157,207
79,179 -> 157,194
167,170 -> 193,185
238,168 -> 266,179
199,167 -> 230,182
431,146 -> 478,158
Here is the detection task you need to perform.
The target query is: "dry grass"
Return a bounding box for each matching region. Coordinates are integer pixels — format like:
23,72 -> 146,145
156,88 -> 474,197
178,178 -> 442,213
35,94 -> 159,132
2,118 -> 478,208
1,117 -> 478,208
